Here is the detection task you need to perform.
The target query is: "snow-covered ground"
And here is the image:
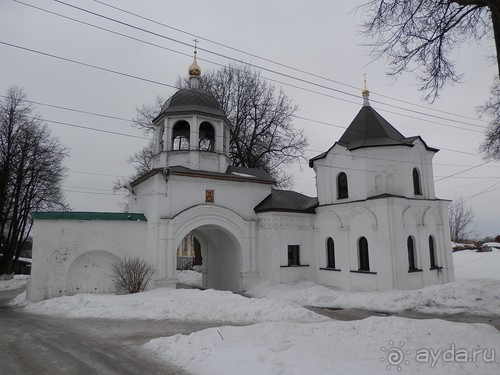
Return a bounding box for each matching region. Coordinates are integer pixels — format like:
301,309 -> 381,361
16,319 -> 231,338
11,287 -> 324,324
454,243 -> 500,280
176,269 -> 202,287
246,278 -> 500,316
3,247 -> 500,374
0,274 -> 29,291
146,317 -> 500,375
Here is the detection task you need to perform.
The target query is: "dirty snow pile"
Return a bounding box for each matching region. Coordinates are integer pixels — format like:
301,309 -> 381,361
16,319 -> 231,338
145,317 -> 500,375
12,287 -> 325,324
0,274 -> 29,291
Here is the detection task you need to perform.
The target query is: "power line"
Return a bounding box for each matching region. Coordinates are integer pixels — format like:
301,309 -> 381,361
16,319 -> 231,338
32,116 -> 149,140
7,0 -> 488,135
0,39 -> 487,146
6,92 -> 493,172
43,0 -> 487,131
0,41 -> 177,90
435,160 -> 492,182
0,94 -> 132,123
90,0 -> 489,125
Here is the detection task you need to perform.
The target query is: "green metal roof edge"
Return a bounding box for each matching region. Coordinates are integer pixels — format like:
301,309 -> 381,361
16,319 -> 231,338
31,212 -> 147,221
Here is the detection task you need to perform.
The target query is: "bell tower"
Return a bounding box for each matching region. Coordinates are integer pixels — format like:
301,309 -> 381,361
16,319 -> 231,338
151,43 -> 232,173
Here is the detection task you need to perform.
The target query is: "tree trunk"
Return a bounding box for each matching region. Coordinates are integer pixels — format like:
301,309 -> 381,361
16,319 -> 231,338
489,1 -> 500,76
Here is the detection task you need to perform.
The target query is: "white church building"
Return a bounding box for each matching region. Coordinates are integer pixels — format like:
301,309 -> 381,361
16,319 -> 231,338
28,57 -> 454,301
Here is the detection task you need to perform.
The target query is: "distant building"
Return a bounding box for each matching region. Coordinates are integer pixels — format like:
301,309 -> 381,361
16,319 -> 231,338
28,55 -> 454,301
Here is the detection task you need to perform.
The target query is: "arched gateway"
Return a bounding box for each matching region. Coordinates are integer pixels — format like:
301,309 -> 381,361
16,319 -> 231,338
167,205 -> 251,292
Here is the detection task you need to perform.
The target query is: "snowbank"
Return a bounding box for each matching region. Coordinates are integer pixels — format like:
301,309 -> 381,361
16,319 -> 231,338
13,287 -> 326,324
454,247 -> 500,280
145,316 -> 500,375
247,278 -> 500,316
0,274 -> 29,291
176,270 -> 202,287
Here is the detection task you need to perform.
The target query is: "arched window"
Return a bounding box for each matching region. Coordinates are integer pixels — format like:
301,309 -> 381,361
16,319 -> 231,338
358,237 -> 370,271
326,237 -> 335,268
199,122 -> 215,152
429,235 -> 438,269
407,236 -> 417,270
337,172 -> 348,199
172,121 -> 190,150
413,168 -> 422,195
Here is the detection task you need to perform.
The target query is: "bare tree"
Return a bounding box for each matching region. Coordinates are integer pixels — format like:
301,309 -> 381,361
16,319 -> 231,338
111,256 -> 155,294
359,0 -> 500,158
129,63 -> 307,189
0,87 -> 68,276
449,197 -> 475,242
184,63 -> 308,188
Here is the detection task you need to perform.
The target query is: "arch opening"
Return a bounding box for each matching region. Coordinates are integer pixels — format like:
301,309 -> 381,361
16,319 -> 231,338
199,121 -> 215,152
175,224 -> 242,292
172,120 -> 190,150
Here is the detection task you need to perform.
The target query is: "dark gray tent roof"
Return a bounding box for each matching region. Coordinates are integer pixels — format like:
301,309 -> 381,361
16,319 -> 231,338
337,105 -> 410,150
255,190 -> 318,213
154,89 -> 226,122
309,105 -> 438,167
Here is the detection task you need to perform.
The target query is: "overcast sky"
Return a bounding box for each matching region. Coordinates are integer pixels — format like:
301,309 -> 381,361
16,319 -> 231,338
1,0 -> 499,237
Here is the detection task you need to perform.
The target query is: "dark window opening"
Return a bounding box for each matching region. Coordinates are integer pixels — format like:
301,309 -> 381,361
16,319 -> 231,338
172,121 -> 190,150
407,236 -> 417,270
199,122 -> 215,152
326,237 -> 335,268
288,245 -> 300,266
358,237 -> 370,271
413,168 -> 422,195
337,172 -> 348,199
429,235 -> 438,269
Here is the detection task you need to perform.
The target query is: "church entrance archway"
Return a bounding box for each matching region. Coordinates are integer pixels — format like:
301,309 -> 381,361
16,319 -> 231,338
172,205 -> 248,292
190,225 -> 242,291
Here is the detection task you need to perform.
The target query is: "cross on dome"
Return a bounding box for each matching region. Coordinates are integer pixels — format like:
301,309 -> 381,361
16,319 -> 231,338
362,74 -> 370,107
188,38 -> 201,83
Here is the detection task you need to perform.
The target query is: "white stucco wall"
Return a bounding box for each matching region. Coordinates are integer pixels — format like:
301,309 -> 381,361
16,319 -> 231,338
313,196 -> 453,292
130,173 -> 272,222
314,141 -> 437,206
256,212 -> 315,285
29,219 -> 148,302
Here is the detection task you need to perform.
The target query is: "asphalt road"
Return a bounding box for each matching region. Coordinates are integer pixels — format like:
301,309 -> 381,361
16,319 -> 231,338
0,287 -> 221,375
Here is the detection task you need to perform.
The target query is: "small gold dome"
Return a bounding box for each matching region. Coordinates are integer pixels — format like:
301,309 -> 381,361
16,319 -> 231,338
189,55 -> 201,77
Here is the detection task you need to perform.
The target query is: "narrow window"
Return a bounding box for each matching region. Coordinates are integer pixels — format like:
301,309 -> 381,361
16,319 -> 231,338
199,122 -> 215,152
429,235 -> 438,269
407,236 -> 417,270
358,237 -> 370,271
172,121 -> 190,150
326,237 -> 335,268
158,124 -> 165,151
337,172 -> 348,199
413,168 -> 422,195
288,245 -> 300,266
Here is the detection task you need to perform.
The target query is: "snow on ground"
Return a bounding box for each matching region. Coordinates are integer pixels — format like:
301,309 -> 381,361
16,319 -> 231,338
246,278 -> 500,316
0,274 -> 29,291
145,317 -> 500,375
176,270 -> 202,287
11,287 -> 325,324
454,246 -> 500,280
6,248 -> 500,374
